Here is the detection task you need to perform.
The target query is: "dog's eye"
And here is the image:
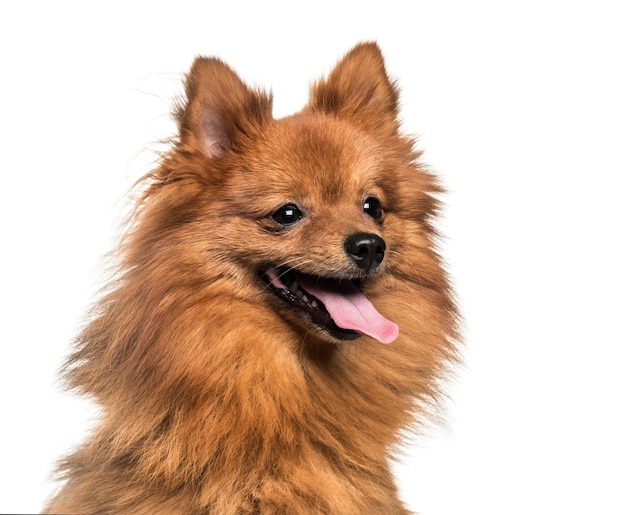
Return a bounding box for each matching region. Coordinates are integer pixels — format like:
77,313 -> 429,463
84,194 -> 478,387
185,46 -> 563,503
363,197 -> 383,221
272,204 -> 303,226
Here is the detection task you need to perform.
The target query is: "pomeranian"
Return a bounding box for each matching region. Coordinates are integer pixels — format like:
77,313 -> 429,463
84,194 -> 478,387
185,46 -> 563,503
45,42 -> 458,514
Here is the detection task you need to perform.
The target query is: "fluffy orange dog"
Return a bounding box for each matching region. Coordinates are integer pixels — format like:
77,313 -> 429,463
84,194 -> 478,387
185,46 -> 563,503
45,42 -> 458,514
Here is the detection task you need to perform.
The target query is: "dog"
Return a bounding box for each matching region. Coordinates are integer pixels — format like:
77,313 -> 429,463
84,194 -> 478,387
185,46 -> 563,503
45,42 -> 458,514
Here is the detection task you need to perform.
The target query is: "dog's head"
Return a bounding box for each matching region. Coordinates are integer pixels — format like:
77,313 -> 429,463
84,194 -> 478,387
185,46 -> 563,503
136,43 -> 443,345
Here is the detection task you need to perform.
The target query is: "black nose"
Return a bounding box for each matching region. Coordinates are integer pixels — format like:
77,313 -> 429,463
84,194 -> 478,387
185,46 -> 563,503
344,232 -> 386,273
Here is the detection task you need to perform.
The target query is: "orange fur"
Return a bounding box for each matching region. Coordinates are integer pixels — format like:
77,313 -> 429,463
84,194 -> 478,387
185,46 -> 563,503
45,42 -> 458,514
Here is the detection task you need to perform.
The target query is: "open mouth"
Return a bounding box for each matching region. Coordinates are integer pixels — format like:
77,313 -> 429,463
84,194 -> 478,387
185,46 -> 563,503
261,266 -> 399,344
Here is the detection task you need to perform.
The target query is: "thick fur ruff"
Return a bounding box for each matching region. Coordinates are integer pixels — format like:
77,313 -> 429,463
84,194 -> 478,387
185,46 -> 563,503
45,42 -> 458,514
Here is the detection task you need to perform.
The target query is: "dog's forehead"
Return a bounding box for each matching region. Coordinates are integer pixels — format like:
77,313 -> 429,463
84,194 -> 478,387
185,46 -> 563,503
266,115 -> 383,188
226,114 -> 395,211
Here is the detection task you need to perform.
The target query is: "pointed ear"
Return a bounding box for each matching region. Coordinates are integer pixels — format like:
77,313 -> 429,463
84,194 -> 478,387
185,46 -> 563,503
307,42 -> 400,134
177,57 -> 272,158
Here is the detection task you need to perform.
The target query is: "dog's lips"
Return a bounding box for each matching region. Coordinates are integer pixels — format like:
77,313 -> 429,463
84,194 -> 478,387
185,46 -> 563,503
264,268 -> 359,341
262,267 -> 399,344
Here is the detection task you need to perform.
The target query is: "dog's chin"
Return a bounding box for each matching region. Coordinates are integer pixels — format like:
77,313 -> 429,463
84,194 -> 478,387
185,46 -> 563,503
260,266 -> 363,342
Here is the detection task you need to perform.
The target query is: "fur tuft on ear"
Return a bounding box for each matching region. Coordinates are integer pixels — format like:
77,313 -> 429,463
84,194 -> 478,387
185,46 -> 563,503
177,57 -> 273,158
307,42 -> 400,135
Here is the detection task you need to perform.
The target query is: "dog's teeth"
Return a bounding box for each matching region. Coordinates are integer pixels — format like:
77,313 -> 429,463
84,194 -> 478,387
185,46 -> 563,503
290,281 -> 299,293
311,300 -> 318,308
302,294 -> 309,303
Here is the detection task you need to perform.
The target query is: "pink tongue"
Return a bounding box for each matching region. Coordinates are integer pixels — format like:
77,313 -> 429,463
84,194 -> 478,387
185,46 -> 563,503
300,278 -> 399,344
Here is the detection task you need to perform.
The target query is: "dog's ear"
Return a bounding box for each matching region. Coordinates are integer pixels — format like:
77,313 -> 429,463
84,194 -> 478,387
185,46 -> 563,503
177,58 -> 272,158
307,42 -> 400,135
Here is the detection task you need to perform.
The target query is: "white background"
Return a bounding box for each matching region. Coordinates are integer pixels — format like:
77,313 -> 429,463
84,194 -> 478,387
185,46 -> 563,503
1,2 -> 625,513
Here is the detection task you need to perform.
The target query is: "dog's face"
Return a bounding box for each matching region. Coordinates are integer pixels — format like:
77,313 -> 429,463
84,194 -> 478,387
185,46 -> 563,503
146,44 -> 441,345
219,116 -> 404,343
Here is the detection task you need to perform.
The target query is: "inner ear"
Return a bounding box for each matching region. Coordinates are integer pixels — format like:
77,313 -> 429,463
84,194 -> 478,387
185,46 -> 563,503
307,42 -> 400,134
177,57 -> 273,158
199,108 -> 230,158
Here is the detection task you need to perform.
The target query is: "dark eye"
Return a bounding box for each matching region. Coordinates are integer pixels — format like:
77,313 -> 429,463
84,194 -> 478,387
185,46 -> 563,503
271,204 -> 303,226
363,197 -> 383,221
